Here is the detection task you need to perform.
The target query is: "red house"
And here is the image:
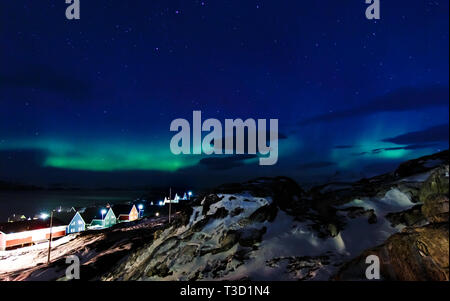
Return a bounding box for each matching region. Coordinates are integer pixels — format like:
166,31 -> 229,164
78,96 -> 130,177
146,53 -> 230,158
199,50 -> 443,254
0,219 -> 66,251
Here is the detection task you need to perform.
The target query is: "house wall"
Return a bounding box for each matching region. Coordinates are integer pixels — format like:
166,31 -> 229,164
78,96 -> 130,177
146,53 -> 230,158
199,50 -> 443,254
118,214 -> 130,221
118,206 -> 139,222
103,209 -> 116,228
129,206 -> 138,221
67,213 -> 86,234
0,232 -> 5,251
3,226 -> 67,250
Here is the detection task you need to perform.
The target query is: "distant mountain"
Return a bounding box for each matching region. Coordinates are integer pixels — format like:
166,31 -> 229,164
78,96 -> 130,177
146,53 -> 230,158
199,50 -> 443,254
0,180 -> 43,191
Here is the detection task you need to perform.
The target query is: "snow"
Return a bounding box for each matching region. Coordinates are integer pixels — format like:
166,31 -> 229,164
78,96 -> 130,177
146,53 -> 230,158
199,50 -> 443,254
207,194 -> 271,217
379,188 -> 414,208
0,235 -> 77,274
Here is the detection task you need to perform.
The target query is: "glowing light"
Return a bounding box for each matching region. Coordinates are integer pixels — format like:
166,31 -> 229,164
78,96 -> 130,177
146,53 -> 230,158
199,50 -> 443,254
40,213 -> 49,220
0,137 -> 199,172
138,204 -> 144,210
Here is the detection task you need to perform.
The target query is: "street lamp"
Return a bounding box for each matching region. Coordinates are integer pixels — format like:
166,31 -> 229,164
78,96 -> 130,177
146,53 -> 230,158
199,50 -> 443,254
188,191 -> 193,200
101,209 -> 107,227
138,204 -> 144,218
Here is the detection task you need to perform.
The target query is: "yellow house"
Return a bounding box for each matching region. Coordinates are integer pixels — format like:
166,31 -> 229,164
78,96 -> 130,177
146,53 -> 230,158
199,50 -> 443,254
114,204 -> 139,222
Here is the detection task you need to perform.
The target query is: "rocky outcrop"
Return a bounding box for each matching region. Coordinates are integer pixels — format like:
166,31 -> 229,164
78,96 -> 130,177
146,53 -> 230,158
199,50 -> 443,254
420,166 -> 449,223
422,195 -> 449,223
338,206 -> 377,224
334,223 -> 449,281
386,205 -> 426,227
395,150 -> 448,178
266,255 -> 332,280
335,164 -> 449,281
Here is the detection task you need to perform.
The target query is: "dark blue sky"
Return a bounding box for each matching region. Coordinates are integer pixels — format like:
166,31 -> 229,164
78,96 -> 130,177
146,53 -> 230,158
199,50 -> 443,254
0,0 -> 448,188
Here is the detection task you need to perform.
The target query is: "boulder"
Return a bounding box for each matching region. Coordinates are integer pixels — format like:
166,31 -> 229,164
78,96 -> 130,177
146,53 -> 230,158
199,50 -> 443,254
339,206 -> 378,224
419,165 -> 449,203
422,194 -> 449,223
386,204 -> 426,227
419,166 -> 449,223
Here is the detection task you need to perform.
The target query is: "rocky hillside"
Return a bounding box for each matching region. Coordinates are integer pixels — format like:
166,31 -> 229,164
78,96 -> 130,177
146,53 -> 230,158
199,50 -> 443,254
101,150 -> 448,281
1,150 -> 448,281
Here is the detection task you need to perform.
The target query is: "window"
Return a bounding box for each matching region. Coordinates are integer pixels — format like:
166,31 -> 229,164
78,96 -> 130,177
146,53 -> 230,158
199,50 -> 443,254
78,220 -> 82,225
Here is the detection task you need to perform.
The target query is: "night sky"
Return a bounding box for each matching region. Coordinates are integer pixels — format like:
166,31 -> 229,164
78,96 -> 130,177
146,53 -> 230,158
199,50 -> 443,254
0,0 -> 448,189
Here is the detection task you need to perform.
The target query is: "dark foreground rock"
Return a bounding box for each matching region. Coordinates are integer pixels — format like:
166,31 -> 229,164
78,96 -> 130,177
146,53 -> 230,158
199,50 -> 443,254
335,162 -> 449,281
334,223 -> 449,281
420,166 -> 449,223
386,205 -> 426,227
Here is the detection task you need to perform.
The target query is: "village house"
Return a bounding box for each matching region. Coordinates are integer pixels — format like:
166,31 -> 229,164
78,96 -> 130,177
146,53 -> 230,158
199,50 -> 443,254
7,214 -> 27,223
53,211 -> 86,234
0,219 -> 66,251
113,204 -> 139,222
80,207 -> 117,229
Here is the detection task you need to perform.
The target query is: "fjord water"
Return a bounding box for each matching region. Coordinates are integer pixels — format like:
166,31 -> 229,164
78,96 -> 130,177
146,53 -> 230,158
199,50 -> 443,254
0,190 -> 145,222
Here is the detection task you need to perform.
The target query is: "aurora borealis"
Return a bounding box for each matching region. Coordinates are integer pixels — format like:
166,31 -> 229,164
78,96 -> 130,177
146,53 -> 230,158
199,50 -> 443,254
0,0 -> 449,188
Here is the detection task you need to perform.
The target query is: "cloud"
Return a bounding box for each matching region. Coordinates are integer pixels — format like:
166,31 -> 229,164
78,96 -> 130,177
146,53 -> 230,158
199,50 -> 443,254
0,65 -> 92,99
351,142 -> 439,157
297,161 -> 336,169
209,131 -> 285,153
382,124 -> 449,145
198,154 -> 258,170
375,144 -> 437,152
299,85 -> 449,125
333,145 -> 354,149
352,152 -> 368,156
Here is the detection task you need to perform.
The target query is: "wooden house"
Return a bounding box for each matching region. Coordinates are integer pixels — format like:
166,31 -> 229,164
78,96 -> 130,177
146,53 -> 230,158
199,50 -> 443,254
53,211 -> 86,234
0,219 -> 66,251
113,204 -> 139,222
80,207 -> 117,229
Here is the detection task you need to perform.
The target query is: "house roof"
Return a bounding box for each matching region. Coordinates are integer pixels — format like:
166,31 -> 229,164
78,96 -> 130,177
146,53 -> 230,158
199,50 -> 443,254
69,206 -> 86,213
112,204 -> 135,215
52,211 -> 80,225
0,218 -> 66,234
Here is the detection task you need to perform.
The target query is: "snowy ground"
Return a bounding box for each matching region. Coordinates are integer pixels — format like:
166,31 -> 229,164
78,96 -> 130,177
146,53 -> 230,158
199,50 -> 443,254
0,217 -> 169,280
